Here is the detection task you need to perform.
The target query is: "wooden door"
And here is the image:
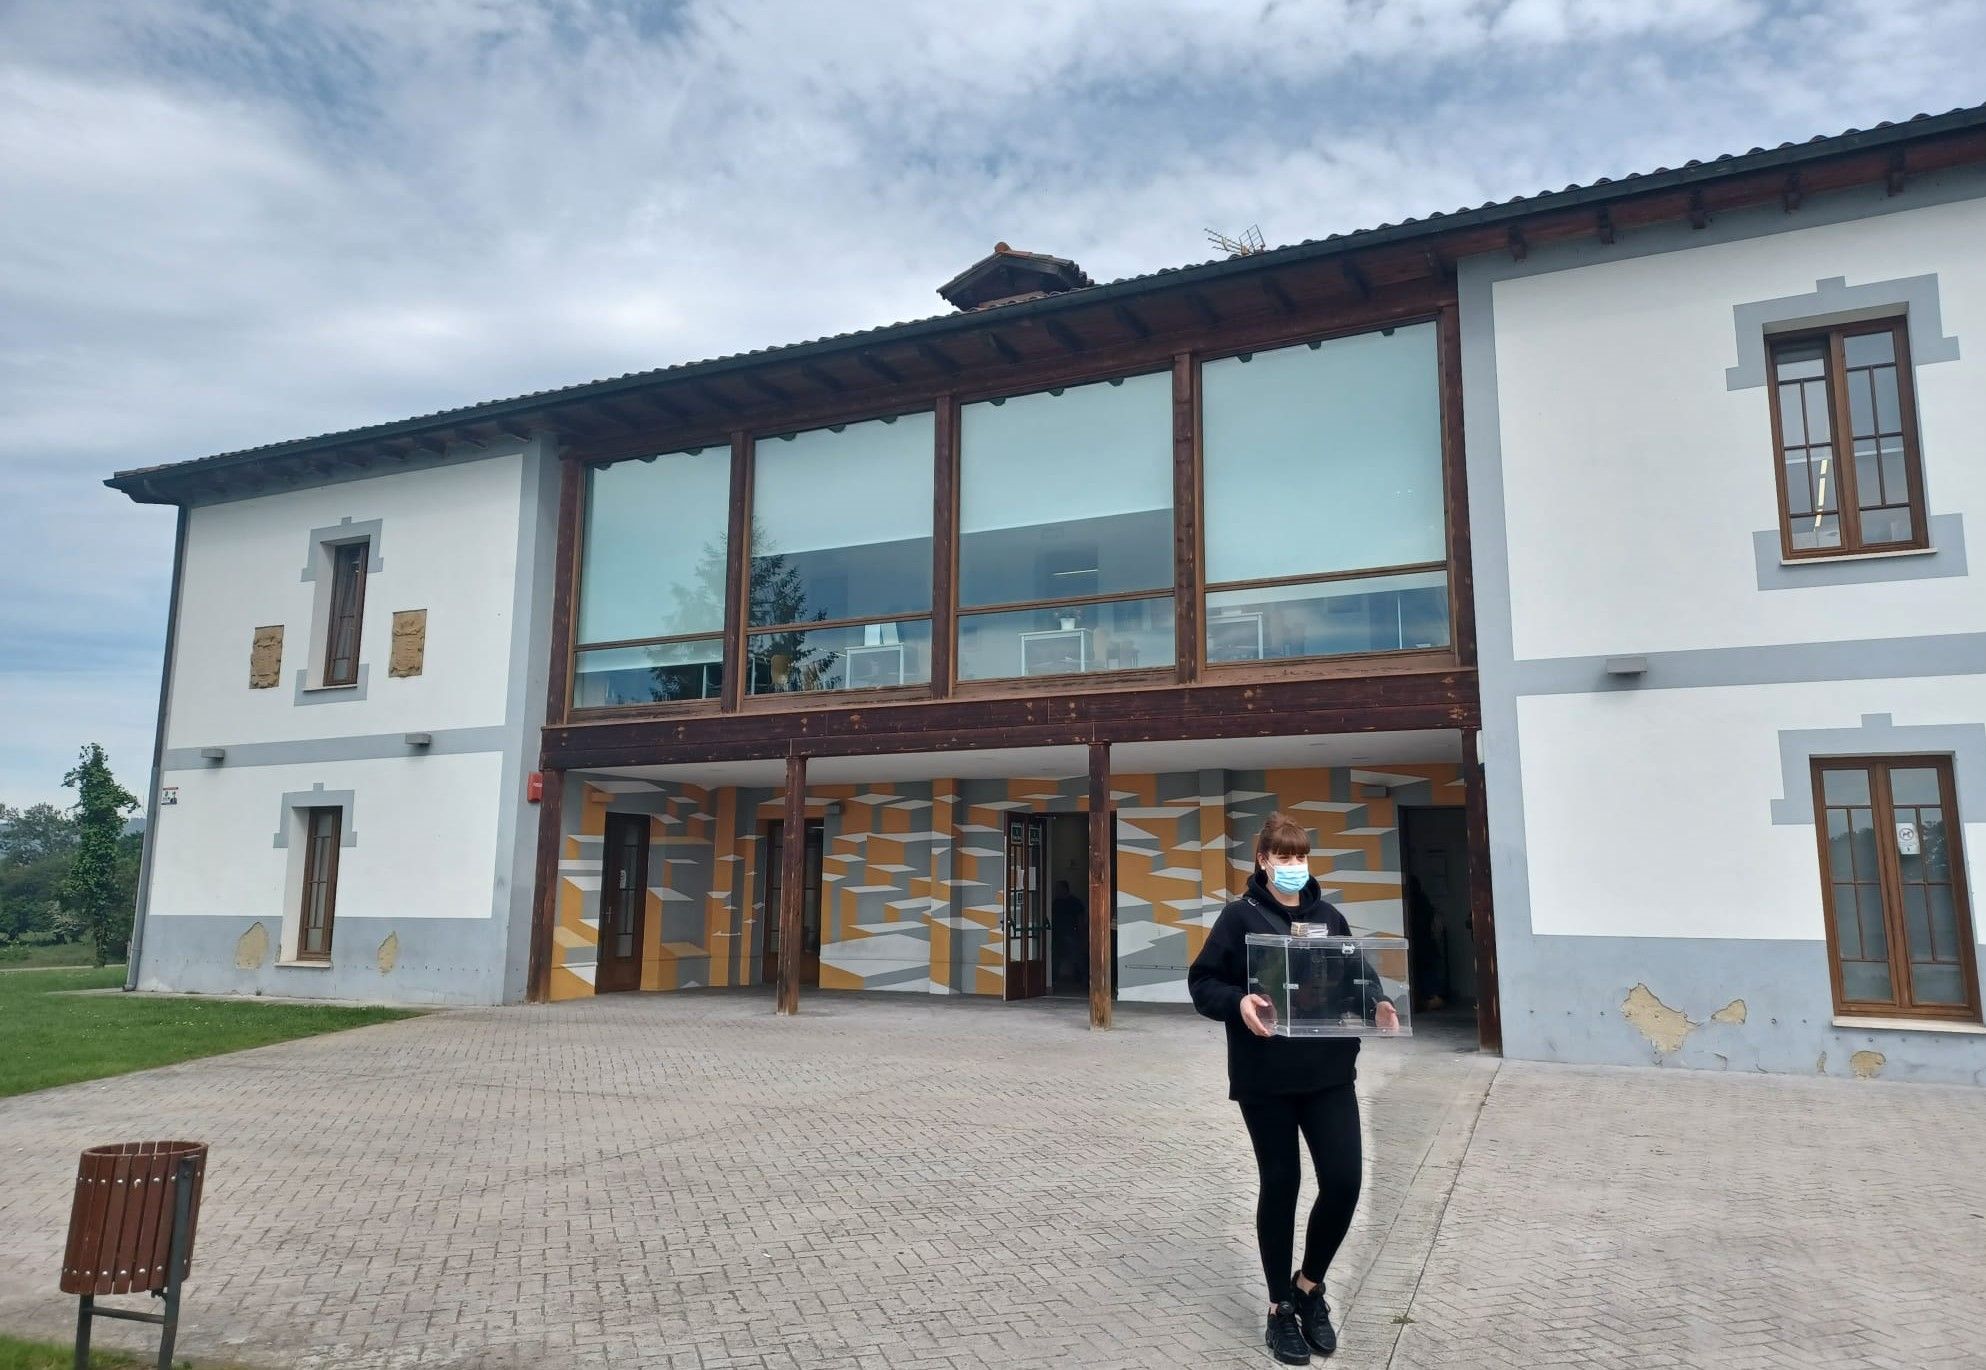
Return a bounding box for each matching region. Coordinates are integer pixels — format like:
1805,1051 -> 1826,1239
596,812 -> 650,993
763,820 -> 825,988
1004,815 -> 1049,1000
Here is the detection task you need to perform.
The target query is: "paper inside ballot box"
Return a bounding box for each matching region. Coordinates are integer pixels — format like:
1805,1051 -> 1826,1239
1244,932 -> 1413,1038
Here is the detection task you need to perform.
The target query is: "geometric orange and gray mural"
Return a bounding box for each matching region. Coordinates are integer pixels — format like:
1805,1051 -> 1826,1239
548,763 -> 1462,1003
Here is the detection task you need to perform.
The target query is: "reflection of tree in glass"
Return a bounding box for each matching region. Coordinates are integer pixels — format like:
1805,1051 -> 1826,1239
667,519 -> 827,694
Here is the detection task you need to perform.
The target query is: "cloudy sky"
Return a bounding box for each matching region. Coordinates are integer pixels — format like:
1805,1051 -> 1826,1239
3,0 -> 1983,808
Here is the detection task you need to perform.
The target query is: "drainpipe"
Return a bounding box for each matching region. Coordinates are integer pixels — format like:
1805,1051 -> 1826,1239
125,502 -> 189,992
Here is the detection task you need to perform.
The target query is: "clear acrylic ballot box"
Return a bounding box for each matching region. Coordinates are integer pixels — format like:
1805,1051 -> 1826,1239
1245,930 -> 1412,1038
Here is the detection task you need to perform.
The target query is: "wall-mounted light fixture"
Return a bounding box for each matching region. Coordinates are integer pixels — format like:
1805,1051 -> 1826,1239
199,747 -> 225,763
404,732 -> 433,748
1605,656 -> 1649,677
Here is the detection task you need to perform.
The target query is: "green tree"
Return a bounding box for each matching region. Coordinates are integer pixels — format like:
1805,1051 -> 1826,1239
0,854 -> 67,943
669,519 -> 827,695
60,745 -> 139,967
0,801 -> 79,864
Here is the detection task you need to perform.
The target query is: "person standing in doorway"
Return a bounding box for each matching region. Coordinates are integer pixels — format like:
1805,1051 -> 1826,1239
1189,812 -> 1399,1364
1050,879 -> 1087,989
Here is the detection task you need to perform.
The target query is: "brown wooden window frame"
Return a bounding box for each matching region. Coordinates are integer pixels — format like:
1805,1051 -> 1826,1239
1766,317 -> 1929,561
323,541 -> 369,687
1810,755 -> 1980,1023
296,806 -> 343,962
557,310 -> 1465,719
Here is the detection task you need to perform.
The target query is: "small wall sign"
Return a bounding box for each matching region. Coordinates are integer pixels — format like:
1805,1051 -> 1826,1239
160,787 -> 178,807
1896,821 -> 1920,856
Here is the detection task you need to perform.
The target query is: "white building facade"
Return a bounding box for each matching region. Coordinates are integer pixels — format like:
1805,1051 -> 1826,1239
116,107 -> 1986,1082
1465,163 -> 1986,1084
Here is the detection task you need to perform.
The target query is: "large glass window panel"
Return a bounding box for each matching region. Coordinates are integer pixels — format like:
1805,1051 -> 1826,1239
577,447 -> 733,646
1202,323 -> 1445,585
574,639 -> 724,708
958,596 -> 1175,682
1207,570 -> 1448,663
750,413 -> 934,628
746,619 -> 933,695
958,373 -> 1173,607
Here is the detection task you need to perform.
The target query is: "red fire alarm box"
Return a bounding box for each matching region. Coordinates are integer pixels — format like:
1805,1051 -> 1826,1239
526,772 -> 543,803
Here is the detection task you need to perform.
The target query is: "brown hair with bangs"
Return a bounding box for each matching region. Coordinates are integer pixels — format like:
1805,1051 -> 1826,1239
1254,812 -> 1312,864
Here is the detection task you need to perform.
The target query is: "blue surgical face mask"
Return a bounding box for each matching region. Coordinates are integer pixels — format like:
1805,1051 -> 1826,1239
1269,863 -> 1309,894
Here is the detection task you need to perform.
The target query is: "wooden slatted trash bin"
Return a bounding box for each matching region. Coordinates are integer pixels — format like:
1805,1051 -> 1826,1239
60,1140 -> 208,1370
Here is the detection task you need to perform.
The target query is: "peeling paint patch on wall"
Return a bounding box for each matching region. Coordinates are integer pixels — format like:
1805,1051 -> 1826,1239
1622,983 -> 1697,1055
1711,999 -> 1748,1025
1850,1049 -> 1887,1079
249,626 -> 283,688
235,921 -> 269,969
377,931 -> 399,974
389,610 -> 427,677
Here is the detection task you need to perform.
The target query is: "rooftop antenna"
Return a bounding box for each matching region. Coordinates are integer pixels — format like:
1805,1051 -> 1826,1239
1205,224 -> 1266,258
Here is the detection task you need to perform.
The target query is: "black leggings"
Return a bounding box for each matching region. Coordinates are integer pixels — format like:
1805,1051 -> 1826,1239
1237,1085 -> 1362,1305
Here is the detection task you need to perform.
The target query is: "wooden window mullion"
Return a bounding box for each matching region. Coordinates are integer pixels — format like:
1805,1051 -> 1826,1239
1868,764 -> 1910,1009
721,431 -> 751,713
1824,330 -> 1862,552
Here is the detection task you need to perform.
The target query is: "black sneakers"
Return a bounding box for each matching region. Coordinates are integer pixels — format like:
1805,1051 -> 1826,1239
1265,1300 -> 1311,1364
1290,1274 -> 1337,1356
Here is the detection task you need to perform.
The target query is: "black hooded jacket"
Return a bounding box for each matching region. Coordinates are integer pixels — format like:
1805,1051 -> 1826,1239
1188,870 -> 1382,1099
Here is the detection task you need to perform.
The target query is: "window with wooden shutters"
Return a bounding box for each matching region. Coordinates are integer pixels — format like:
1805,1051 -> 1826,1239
297,807 -> 343,960
1812,757 -> 1979,1021
324,542 -> 369,686
1767,319 -> 1929,558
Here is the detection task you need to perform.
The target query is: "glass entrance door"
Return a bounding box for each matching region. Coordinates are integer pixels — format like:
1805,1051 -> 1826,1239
762,820 -> 825,987
1005,815 -> 1049,1000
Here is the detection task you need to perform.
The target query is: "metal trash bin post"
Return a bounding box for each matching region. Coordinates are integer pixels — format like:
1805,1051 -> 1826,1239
59,1140 -> 208,1370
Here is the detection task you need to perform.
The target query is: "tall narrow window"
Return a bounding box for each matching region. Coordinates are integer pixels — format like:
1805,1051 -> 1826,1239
1200,322 -> 1449,664
1813,757 -> 1978,1021
957,372 -> 1175,681
298,807 -> 342,960
573,446 -> 732,707
747,413 -> 934,695
1768,319 -> 1927,557
324,542 -> 368,687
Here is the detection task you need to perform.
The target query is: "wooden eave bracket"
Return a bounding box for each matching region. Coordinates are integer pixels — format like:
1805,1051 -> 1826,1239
1688,189 -> 1709,230
1887,150 -> 1908,196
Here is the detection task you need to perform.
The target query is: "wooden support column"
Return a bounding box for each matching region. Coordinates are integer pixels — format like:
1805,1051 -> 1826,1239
776,753 -> 808,1016
526,767 -> 567,1003
1088,740 -> 1113,1030
930,395 -> 959,693
721,430 -> 751,712
1171,353 -> 1201,684
1462,729 -> 1502,1052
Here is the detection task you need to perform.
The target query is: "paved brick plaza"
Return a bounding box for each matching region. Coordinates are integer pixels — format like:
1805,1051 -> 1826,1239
1,992 -> 1981,1368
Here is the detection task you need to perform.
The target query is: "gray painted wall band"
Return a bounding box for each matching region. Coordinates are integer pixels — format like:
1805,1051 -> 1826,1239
1512,631 -> 1986,697
126,504 -> 191,993
163,725 -> 511,772
1753,513 -> 1968,590
497,438 -> 561,1002
1724,272 -> 1961,391
1461,165 -> 1986,1078
293,663 -> 369,704
299,516 -> 385,579
1768,713 -> 1986,824
191,441 -> 525,510
271,785 -> 357,847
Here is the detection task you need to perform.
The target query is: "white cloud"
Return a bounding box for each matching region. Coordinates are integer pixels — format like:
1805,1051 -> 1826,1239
2,0 -> 1983,804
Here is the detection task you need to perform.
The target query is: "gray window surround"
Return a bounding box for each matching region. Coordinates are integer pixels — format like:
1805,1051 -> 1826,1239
1728,273 -> 1963,588
1768,713 -> 1986,826
299,516 -> 385,695
271,784 -> 359,847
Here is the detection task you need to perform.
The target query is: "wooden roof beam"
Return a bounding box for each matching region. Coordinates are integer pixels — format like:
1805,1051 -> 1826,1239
915,342 -> 961,376
1112,304 -> 1152,340
695,382 -> 744,416
1506,227 -> 1527,261
1262,274 -> 1301,313
1595,208 -> 1616,245
1043,318 -> 1087,354
799,363 -> 846,394
743,374 -> 792,406
638,391 -> 694,424
859,353 -> 904,385
1185,291 -> 1220,327
1782,170 -> 1804,212
1688,189 -> 1709,230
982,330 -> 1022,364
1337,260 -> 1370,303
1421,247 -> 1454,283
1887,149 -> 1908,196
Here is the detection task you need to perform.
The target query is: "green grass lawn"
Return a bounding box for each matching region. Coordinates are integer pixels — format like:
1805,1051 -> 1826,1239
0,1330 -> 232,1367
0,942 -> 106,969
0,967 -> 417,1099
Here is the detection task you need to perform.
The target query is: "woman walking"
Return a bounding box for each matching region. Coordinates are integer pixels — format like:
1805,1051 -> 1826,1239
1189,812 -> 1399,1364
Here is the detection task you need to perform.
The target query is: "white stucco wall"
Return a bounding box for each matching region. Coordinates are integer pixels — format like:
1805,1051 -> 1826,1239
1517,675 -> 1986,943
165,453 -> 524,746
1492,192 -> 1986,661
